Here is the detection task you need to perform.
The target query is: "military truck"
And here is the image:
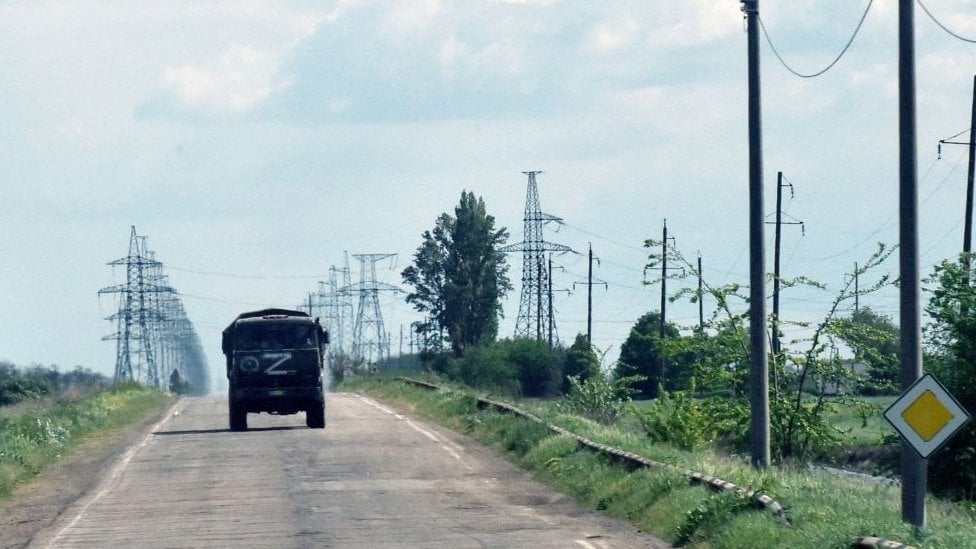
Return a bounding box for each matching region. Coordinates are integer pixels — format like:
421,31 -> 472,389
222,308 -> 328,431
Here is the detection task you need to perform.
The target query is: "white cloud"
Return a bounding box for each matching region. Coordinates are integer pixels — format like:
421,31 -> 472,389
162,45 -> 291,113
584,18 -> 641,54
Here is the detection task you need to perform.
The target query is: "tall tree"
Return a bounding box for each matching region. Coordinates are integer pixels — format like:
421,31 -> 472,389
402,191 -> 511,356
562,333 -> 601,393
830,306 -> 900,395
614,311 -> 680,398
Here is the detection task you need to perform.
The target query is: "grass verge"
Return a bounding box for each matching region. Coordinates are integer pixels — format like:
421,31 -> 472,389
341,376 -> 976,549
0,382 -> 172,498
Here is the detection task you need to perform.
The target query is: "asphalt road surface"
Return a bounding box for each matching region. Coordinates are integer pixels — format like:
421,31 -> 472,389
28,393 -> 668,548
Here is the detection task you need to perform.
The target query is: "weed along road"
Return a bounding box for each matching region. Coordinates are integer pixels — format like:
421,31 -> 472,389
29,393 -> 666,548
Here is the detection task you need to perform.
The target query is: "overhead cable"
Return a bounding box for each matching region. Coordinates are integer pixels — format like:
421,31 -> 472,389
917,0 -> 976,44
759,0 -> 874,79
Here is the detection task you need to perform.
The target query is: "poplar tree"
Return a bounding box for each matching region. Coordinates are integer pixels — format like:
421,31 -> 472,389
402,191 -> 511,356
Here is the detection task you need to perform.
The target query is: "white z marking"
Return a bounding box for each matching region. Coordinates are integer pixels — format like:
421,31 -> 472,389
263,352 -> 294,375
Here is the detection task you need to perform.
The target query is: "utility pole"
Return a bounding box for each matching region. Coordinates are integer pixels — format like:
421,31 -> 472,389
854,262 -> 860,315
588,245 -> 595,343
698,252 -> 704,332
573,243 -> 606,345
660,219 -> 677,390
967,76 -> 976,260
898,0 -> 926,529
936,76 -> 976,263
743,0 -> 770,469
548,255 -> 554,348
537,259 -> 544,341
767,172 -> 803,369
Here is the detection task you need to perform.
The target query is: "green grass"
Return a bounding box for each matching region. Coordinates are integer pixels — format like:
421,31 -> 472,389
0,382 -> 172,498
341,376 -> 976,548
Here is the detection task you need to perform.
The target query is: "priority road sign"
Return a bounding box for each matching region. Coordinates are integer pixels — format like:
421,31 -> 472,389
884,373 -> 970,459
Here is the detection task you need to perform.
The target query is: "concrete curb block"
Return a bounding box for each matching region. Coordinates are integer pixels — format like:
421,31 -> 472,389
852,537 -> 917,549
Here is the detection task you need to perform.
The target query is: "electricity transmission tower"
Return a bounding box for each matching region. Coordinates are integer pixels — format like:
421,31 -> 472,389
314,253 -> 355,366
500,171 -> 573,342
99,226 -> 208,391
100,227 -> 171,386
350,253 -> 400,366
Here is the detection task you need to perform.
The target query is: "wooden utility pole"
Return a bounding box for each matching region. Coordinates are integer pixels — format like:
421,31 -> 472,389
898,0 -> 926,529
743,0 -> 770,470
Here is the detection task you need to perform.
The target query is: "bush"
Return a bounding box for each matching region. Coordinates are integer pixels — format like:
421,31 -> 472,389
558,374 -> 640,424
504,338 -> 560,397
459,344 -> 520,395
631,385 -> 749,451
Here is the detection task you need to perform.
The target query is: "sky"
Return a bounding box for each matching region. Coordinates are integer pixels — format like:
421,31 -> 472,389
1,0 -> 975,392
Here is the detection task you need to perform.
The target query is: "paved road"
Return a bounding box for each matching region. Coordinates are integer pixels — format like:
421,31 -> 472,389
29,393 -> 667,548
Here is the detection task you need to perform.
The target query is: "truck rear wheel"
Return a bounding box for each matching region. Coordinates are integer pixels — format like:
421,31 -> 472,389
229,401 -> 248,431
306,403 -> 325,429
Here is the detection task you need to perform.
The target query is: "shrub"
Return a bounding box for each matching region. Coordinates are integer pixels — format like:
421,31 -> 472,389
504,338 -> 560,397
631,384 -> 749,451
558,374 -> 642,424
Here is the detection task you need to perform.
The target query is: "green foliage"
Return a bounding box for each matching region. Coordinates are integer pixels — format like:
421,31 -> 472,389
630,385 -> 749,451
562,334 -> 600,393
402,191 -> 512,356
829,307 -> 900,395
924,255 -> 976,499
458,343 -> 520,396
417,339 -> 560,397
615,311 -> 680,398
0,362 -> 108,406
0,383 -> 169,497
769,394 -> 844,462
673,490 -> 757,547
347,376 -> 976,548
504,338 -> 560,397
558,374 -> 642,424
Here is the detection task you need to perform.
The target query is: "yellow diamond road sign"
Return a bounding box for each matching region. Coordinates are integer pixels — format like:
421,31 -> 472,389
885,374 -> 970,459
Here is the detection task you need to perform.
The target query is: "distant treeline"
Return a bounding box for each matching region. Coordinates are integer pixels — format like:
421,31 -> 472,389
0,361 -> 109,405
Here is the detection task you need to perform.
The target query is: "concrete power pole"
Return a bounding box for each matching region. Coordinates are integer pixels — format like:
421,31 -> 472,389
767,172 -> 803,393
898,0 -> 925,529
743,0 -> 770,469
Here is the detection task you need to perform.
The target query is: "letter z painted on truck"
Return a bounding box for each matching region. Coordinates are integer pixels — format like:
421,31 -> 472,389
222,308 -> 328,431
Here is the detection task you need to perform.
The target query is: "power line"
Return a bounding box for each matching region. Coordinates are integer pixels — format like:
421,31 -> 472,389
758,0 -> 874,79
917,0 -> 976,43
166,264 -> 325,280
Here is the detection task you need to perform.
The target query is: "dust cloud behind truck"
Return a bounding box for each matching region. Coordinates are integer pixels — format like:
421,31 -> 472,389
221,308 -> 328,431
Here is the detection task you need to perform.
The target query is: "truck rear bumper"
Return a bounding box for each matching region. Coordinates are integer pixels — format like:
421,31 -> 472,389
231,385 -> 324,415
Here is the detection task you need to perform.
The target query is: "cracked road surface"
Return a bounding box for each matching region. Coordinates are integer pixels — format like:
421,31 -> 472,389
28,393 -> 668,548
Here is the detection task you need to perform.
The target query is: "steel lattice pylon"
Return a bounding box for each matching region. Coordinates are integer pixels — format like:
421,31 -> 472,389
350,253 -> 400,366
99,227 -> 171,386
500,171 -> 572,342
99,226 -> 209,392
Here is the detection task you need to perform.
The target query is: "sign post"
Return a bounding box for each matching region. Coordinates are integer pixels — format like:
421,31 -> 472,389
884,373 -> 970,526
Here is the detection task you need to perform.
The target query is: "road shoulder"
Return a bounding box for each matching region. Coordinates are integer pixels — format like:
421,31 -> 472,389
0,399 -> 179,549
